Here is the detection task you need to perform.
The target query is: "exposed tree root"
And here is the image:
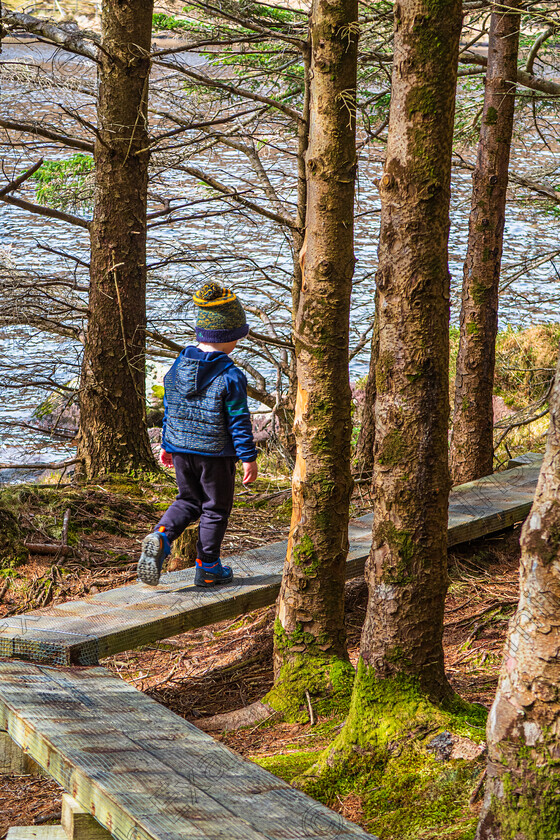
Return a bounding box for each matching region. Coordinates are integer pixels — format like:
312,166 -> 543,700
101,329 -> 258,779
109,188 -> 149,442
195,700 -> 274,732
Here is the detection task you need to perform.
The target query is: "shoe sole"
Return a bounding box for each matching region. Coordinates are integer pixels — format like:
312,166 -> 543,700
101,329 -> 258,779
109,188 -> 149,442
194,571 -> 233,588
137,534 -> 162,586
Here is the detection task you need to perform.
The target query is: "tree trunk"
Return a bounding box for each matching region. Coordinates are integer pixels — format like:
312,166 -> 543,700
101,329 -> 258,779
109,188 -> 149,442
450,2 -> 520,485
352,294 -> 378,482
476,350 -> 560,839
77,0 -> 155,478
267,0 -> 358,718
358,0 -> 462,702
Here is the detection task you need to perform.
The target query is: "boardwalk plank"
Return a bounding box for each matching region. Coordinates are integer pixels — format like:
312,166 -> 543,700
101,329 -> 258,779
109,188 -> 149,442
0,458 -> 543,666
0,661 -> 376,840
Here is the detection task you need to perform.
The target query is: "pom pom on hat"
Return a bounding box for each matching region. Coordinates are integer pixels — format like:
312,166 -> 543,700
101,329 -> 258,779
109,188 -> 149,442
193,283 -> 237,307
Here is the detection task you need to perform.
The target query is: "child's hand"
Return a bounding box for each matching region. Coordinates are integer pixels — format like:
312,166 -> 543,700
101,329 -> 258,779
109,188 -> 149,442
242,460 -> 258,484
160,449 -> 174,469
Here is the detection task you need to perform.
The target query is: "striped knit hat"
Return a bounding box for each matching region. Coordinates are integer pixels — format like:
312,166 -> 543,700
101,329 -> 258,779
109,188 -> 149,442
193,282 -> 249,343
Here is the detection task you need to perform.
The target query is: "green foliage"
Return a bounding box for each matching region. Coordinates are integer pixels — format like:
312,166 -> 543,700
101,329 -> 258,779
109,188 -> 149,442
32,154 -> 94,211
0,503 -> 28,568
494,324 -> 560,408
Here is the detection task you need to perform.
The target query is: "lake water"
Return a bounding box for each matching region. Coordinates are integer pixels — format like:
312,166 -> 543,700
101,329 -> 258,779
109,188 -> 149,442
1,39 -> 559,474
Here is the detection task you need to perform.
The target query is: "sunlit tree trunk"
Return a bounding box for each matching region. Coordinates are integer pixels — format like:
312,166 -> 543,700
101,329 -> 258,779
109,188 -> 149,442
77,0 -> 155,477
268,0 -> 358,715
347,0 -> 462,714
477,351 -> 560,838
450,1 -> 520,484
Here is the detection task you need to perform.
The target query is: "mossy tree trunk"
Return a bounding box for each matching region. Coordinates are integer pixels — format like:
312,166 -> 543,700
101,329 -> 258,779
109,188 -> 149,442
77,0 -> 156,478
268,0 -> 358,718
476,350 -> 560,839
352,0 -> 462,706
450,2 -> 520,485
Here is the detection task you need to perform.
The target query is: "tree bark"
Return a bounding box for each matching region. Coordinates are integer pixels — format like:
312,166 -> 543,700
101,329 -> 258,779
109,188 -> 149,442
476,350 -> 560,839
77,0 -> 156,478
269,0 -> 358,713
450,2 -> 520,485
359,0 -> 462,701
352,293 -> 378,482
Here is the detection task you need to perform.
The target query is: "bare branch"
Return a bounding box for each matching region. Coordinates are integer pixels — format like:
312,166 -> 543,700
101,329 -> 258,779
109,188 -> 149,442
526,26 -> 559,75
460,51 -> 560,97
453,154 -> 560,204
2,11 -> 98,61
249,329 -> 294,349
153,58 -> 304,123
0,158 -> 44,198
176,164 -> 298,229
0,118 -> 94,153
190,0 -> 307,50
0,193 -> 90,228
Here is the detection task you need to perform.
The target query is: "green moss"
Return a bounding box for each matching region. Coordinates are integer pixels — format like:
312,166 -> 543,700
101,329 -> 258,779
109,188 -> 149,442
489,765 -> 560,839
376,351 -> 394,393
484,105 -> 498,125
407,86 -> 439,119
290,664 -> 486,839
374,522 -> 415,585
378,429 -> 405,466
252,750 -> 322,782
365,753 -> 480,839
0,504 -> 28,567
265,619 -> 354,722
292,534 -> 320,574
466,321 -> 479,336
471,280 -> 487,304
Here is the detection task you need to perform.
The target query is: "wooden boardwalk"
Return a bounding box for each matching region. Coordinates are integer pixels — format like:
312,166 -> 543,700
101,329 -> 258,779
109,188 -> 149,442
0,456 -> 543,667
0,660 -> 377,840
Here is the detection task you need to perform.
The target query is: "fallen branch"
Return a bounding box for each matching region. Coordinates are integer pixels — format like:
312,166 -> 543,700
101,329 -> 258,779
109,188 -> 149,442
305,689 -> 315,726
25,543 -> 72,556
61,508 -> 71,547
470,768 -> 487,807
0,457 -> 81,470
34,811 -> 62,826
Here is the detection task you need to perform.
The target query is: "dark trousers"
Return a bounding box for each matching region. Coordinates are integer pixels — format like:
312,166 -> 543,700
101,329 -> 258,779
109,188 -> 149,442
156,453 -> 237,563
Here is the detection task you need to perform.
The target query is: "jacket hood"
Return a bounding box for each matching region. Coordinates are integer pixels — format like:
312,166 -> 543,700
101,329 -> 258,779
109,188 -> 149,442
178,345 -> 234,395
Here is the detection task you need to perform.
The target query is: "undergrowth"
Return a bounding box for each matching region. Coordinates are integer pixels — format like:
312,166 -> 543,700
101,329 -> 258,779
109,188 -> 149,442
253,671 -> 487,840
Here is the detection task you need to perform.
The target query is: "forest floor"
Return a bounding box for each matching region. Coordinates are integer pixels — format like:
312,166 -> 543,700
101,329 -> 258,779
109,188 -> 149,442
0,460 -> 528,840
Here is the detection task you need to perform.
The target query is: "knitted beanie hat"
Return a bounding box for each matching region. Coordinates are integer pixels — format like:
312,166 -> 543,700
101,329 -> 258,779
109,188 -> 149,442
193,282 -> 249,343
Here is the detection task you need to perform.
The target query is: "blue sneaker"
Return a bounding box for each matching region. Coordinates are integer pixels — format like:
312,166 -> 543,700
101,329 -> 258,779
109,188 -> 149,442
194,558 -> 233,587
137,528 -> 171,586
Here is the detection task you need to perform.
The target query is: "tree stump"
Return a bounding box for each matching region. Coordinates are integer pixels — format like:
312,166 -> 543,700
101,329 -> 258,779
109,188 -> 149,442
166,523 -> 198,571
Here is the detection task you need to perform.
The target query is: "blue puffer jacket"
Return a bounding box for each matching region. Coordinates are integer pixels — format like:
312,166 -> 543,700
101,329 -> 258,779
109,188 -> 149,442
162,346 -> 257,462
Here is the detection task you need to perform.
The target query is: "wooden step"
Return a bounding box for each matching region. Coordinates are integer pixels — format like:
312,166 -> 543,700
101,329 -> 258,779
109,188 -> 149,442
0,458 -> 543,666
0,661 -> 377,840
7,829 -> 67,840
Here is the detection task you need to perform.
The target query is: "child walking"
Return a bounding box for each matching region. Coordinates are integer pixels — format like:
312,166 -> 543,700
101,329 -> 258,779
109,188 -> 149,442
137,283 -> 258,587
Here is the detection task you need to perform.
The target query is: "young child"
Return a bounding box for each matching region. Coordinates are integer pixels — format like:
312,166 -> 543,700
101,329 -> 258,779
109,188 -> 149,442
137,282 -> 258,587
